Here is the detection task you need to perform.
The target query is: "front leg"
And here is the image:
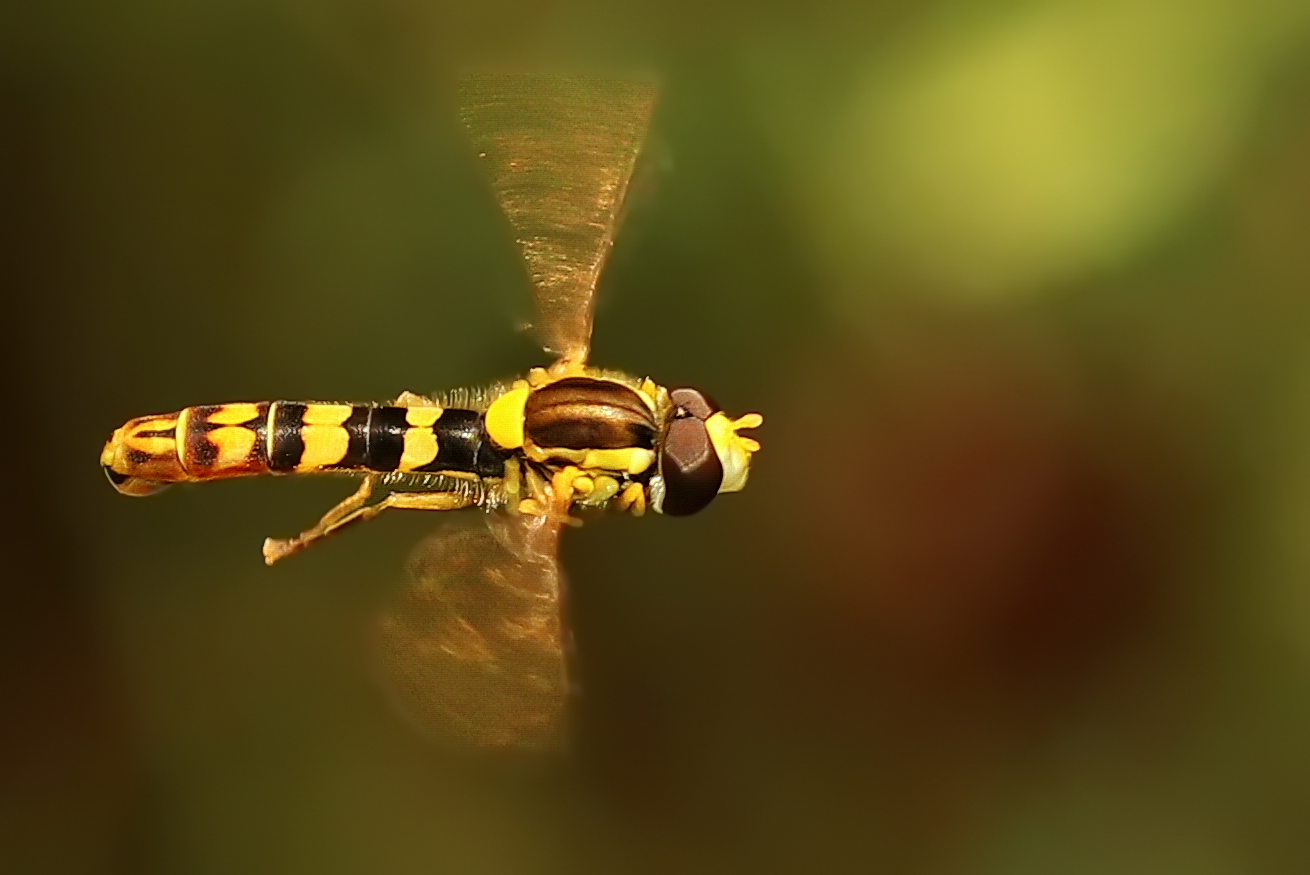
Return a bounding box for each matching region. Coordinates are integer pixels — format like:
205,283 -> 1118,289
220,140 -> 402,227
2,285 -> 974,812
515,465 -> 584,527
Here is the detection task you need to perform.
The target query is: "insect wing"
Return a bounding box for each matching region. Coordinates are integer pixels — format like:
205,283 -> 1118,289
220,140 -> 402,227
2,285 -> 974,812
458,73 -> 657,364
375,512 -> 569,747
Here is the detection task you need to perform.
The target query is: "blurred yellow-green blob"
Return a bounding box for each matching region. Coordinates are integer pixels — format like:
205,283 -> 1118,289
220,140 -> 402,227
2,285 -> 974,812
822,0 -> 1302,301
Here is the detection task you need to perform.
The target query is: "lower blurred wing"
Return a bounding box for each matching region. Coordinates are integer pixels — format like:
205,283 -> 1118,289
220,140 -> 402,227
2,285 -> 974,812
374,512 -> 568,748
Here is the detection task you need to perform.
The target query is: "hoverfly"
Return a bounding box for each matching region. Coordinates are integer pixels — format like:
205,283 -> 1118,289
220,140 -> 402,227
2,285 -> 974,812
99,74 -> 763,746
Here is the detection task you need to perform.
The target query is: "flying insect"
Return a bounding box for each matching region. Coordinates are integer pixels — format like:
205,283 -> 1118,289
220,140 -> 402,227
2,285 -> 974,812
100,74 -> 763,745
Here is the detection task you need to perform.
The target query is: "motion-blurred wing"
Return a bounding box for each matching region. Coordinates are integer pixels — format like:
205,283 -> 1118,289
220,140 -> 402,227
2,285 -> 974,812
375,513 -> 568,747
459,73 -> 657,364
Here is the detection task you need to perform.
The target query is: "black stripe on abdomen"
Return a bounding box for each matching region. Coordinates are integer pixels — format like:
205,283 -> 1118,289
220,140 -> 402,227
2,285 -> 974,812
269,403 -> 307,472
364,406 -> 407,472
417,409 -> 510,477
333,406 -> 372,469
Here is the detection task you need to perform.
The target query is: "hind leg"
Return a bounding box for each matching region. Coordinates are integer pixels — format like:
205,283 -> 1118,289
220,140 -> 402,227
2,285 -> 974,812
261,478 -> 477,564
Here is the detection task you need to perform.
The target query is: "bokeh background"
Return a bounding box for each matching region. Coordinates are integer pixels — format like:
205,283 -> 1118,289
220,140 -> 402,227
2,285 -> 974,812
6,1 -> 1310,872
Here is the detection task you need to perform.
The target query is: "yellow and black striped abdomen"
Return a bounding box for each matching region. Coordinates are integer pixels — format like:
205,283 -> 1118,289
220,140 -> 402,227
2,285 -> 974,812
101,401 -> 512,496
265,402 -> 511,477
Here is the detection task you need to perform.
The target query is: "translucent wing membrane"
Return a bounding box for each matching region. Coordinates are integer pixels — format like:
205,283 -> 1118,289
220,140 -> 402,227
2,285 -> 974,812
459,73 -> 657,364
375,514 -> 568,747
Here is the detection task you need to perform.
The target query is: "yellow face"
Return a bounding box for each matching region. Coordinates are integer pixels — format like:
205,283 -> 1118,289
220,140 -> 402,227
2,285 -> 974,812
705,412 -> 765,494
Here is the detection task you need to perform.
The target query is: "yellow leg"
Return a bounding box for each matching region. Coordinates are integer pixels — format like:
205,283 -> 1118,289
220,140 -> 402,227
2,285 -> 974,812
616,482 -> 646,516
262,478 -> 476,565
517,466 -> 549,515
550,466 -> 583,503
576,474 -> 620,507
263,476 -> 376,564
548,467 -> 587,526
502,458 -> 522,509
517,465 -> 585,526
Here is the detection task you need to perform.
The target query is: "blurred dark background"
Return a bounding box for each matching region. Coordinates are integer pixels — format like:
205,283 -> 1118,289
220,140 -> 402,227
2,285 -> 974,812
6,1 -> 1310,872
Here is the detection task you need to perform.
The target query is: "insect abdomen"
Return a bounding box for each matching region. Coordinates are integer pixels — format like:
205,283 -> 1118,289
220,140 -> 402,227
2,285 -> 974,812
102,401 -> 510,496
99,403 -> 271,495
266,403 -> 509,477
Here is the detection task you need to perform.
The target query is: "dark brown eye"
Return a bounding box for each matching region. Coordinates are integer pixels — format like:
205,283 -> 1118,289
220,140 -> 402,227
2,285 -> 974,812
669,387 -> 718,421
659,416 -> 723,516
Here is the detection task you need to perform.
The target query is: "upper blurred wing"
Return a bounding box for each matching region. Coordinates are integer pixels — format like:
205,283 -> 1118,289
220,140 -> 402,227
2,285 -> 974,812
375,512 -> 568,748
459,73 -> 657,364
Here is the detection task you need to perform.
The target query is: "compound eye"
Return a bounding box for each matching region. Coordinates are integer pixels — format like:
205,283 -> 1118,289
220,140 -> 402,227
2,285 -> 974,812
669,387 -> 718,421
659,416 -> 723,516
103,466 -> 171,497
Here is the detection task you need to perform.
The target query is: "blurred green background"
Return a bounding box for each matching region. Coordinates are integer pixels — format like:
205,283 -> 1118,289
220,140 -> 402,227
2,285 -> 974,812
6,0 -> 1310,872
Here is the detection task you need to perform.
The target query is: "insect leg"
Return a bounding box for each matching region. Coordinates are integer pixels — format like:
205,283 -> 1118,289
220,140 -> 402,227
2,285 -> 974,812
517,467 -> 585,526
262,476 -> 377,564
262,479 -> 478,565
576,474 -> 620,507
616,482 -> 646,516
380,491 -> 478,511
